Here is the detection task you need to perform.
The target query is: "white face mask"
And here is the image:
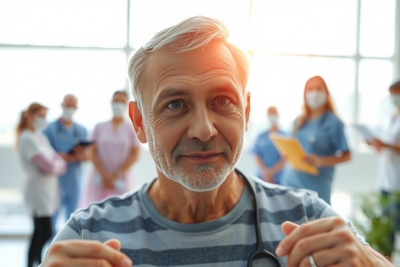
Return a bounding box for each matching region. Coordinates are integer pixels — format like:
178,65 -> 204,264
62,107 -> 76,121
306,90 -> 327,110
112,102 -> 127,117
33,116 -> 47,130
391,95 -> 400,108
268,115 -> 278,126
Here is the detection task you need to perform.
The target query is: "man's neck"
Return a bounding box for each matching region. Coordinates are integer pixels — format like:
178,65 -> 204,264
60,117 -> 73,128
147,170 -> 245,224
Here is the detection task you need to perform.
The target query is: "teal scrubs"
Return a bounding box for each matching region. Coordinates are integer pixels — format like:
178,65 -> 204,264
43,120 -> 87,232
251,130 -> 286,184
281,112 -> 349,204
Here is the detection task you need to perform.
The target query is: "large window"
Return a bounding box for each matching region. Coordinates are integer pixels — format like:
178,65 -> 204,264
0,0 -> 250,145
248,0 -> 398,150
0,0 -> 127,47
0,0 -> 398,147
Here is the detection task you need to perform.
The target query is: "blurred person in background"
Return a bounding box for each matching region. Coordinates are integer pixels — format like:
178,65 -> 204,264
368,81 -> 400,250
80,90 -> 140,208
43,94 -> 88,236
251,106 -> 286,184
16,102 -> 66,267
281,76 -> 351,204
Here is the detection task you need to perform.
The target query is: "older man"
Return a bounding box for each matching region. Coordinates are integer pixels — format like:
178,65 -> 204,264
41,17 -> 392,267
43,94 -> 89,235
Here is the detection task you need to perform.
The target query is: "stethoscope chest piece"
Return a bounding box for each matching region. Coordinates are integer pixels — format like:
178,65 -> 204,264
248,249 -> 281,267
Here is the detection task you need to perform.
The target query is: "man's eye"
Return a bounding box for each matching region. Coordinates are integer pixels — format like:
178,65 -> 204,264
216,97 -> 231,105
167,101 -> 183,109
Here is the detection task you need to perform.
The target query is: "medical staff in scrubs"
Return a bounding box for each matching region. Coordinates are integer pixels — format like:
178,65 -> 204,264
368,81 -> 400,248
251,106 -> 286,184
43,94 -> 88,233
281,76 -> 351,204
16,102 -> 66,267
80,91 -> 140,207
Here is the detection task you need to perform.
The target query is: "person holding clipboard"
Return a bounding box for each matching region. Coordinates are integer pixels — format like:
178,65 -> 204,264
251,106 -> 286,184
43,94 -> 89,237
367,81 -> 400,249
281,76 -> 351,204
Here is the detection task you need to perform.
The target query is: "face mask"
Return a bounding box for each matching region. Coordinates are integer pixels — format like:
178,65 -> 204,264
33,116 -> 47,130
306,90 -> 327,110
62,107 -> 76,121
268,115 -> 278,126
112,102 -> 127,117
391,95 -> 400,108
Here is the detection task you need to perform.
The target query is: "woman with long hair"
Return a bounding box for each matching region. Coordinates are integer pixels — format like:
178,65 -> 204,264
281,76 -> 351,204
16,103 -> 66,267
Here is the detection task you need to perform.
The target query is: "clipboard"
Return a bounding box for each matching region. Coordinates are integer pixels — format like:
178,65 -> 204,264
352,124 -> 375,142
270,134 -> 318,175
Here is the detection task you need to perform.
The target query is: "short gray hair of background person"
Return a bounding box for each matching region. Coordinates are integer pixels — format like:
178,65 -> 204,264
127,16 -> 250,113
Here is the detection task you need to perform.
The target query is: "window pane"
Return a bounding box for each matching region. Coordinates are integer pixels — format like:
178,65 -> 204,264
0,0 -> 127,47
358,59 -> 394,126
248,55 -> 355,137
129,0 -> 249,49
359,0 -> 395,58
0,49 -> 127,145
250,0 -> 358,56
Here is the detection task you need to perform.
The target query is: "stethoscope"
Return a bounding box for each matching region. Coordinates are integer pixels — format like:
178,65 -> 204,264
306,113 -> 328,146
236,169 -> 282,267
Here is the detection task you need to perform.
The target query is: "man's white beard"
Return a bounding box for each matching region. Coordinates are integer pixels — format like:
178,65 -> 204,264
146,125 -> 243,192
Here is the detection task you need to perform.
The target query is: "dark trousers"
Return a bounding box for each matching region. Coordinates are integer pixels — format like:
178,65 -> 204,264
27,216 -> 52,267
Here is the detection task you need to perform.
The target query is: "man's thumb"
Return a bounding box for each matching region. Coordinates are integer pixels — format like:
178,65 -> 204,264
103,239 -> 122,250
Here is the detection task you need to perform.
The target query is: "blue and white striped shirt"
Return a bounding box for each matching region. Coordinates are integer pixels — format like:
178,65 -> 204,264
53,175 -> 365,266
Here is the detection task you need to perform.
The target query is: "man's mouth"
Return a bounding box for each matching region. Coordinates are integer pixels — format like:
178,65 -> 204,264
183,152 -> 222,160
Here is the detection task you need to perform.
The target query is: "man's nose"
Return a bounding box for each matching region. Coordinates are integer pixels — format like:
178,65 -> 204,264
187,107 -> 217,142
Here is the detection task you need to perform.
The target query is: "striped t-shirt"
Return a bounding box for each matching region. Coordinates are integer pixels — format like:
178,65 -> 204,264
53,175 -> 365,266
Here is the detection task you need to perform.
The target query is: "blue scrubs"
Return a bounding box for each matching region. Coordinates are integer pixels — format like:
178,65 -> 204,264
43,120 -> 87,226
251,130 -> 285,184
281,112 -> 349,204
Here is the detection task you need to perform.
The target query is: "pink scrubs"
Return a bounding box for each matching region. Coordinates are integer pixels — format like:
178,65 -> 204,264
80,120 -> 139,207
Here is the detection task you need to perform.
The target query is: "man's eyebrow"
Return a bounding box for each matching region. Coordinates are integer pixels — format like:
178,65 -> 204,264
212,85 -> 239,94
154,88 -> 190,103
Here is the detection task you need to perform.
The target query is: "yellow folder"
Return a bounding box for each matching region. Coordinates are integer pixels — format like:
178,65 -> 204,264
270,134 -> 318,175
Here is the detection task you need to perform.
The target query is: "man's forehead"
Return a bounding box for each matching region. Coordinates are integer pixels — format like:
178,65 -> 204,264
149,44 -> 235,74
64,97 -> 77,104
141,42 -> 239,102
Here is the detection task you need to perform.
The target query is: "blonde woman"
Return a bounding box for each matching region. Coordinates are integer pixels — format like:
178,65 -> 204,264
281,76 -> 351,204
16,103 -> 66,267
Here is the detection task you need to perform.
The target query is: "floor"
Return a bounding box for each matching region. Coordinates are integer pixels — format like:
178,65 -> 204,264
0,205 -> 56,267
0,239 -> 29,267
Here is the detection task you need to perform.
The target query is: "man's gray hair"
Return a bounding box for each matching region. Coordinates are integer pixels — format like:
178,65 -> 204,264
127,16 -> 250,112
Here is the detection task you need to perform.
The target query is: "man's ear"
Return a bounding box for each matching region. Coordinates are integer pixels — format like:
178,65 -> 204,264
129,101 -> 147,143
244,91 -> 251,131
